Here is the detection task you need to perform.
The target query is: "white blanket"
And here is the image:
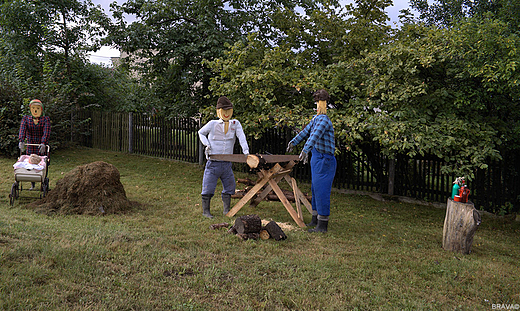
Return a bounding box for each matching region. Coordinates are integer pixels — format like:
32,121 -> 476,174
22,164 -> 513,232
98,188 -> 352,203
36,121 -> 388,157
13,155 -> 47,171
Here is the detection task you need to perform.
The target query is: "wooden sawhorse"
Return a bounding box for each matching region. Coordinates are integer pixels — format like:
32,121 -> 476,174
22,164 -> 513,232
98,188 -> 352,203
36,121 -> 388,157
209,154 -> 312,228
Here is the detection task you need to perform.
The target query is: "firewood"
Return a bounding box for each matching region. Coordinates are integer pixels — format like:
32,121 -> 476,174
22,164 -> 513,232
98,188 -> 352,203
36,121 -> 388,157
227,226 -> 237,235
246,154 -> 266,169
209,222 -> 230,230
259,229 -> 270,240
237,178 -> 256,186
263,221 -> 287,241
237,233 -> 260,241
232,190 -> 246,198
234,214 -> 262,234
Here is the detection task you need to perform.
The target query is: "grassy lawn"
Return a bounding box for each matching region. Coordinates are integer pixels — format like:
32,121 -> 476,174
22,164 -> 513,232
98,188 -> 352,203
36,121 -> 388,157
1,147 -> 519,310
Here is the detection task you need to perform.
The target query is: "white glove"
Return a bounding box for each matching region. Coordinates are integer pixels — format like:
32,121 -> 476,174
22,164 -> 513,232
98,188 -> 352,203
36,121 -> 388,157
18,141 -> 25,152
299,150 -> 309,164
243,150 -> 249,155
205,145 -> 212,160
286,142 -> 295,153
39,144 -> 45,154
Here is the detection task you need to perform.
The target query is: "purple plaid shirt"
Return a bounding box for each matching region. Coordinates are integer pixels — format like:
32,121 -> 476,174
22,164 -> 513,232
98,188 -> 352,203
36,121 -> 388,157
19,115 -> 51,155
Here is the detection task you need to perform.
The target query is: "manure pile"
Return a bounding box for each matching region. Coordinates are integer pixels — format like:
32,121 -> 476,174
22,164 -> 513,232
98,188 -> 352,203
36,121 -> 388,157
27,161 -> 136,215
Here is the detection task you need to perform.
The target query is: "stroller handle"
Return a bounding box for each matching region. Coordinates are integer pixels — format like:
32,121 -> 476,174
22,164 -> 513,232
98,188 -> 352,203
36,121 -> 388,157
22,144 -> 51,155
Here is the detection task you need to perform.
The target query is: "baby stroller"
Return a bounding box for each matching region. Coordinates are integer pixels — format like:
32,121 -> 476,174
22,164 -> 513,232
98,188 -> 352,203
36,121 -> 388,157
9,144 -> 50,205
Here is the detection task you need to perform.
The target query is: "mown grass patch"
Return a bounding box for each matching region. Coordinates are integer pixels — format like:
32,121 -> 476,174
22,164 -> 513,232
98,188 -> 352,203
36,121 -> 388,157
1,147 -> 519,310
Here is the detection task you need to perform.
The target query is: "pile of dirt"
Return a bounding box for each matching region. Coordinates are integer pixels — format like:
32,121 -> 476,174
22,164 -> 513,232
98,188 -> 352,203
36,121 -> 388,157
27,161 -> 136,215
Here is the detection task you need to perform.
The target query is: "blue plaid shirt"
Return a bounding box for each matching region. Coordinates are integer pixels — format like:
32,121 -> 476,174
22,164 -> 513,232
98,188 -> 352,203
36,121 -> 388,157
290,114 -> 335,155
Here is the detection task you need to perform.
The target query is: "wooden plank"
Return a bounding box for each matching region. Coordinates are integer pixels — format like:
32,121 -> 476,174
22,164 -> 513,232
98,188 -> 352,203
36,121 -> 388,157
268,178 -> 306,228
284,175 -> 312,214
250,161 -> 297,207
226,164 -> 283,217
209,154 -> 299,164
291,177 -> 303,220
259,154 -> 300,163
209,154 -> 248,162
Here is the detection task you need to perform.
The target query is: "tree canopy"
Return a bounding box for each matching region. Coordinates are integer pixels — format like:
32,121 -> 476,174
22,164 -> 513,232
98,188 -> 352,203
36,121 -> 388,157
206,0 -> 520,177
107,0 -> 344,117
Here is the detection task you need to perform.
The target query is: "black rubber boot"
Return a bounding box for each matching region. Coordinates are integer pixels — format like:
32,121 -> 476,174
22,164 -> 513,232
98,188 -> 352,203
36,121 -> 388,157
307,214 -> 318,227
222,193 -> 232,215
308,219 -> 328,233
202,195 -> 213,218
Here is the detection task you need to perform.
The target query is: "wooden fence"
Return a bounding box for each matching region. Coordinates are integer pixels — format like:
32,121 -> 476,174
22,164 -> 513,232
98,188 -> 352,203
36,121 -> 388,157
75,111 -> 520,214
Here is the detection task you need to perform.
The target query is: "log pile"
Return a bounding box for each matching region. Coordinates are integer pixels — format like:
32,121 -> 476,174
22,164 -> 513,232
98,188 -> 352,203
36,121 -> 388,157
227,214 -> 287,241
233,178 -> 311,203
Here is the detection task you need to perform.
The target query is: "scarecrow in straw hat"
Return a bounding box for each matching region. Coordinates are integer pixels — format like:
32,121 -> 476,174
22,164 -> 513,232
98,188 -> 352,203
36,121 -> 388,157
18,99 -> 51,190
198,96 -> 249,218
287,89 -> 336,233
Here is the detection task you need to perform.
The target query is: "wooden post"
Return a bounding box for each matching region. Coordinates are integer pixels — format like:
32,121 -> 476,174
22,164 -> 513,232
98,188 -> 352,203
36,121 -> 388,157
388,158 -> 395,195
442,198 -> 481,254
128,112 -> 133,154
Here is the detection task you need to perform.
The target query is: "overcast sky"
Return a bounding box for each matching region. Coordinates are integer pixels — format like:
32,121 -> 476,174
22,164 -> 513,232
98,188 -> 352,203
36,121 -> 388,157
89,0 -> 416,65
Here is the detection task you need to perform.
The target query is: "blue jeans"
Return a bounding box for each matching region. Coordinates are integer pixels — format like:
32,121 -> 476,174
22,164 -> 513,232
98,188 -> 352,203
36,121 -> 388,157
201,161 -> 236,197
310,150 -> 337,216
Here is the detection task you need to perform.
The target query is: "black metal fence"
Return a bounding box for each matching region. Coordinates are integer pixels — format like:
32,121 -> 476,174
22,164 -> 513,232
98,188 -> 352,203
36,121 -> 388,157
75,111 -> 520,214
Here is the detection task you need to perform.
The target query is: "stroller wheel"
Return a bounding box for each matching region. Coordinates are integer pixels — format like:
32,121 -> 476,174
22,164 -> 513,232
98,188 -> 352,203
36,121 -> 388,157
42,184 -> 48,198
42,178 -> 50,198
9,182 -> 19,206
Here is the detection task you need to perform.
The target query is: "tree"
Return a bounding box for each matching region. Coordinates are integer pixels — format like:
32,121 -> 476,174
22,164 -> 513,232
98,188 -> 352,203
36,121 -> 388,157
0,0 -> 120,151
107,0 -> 340,117
410,0 -> 520,31
327,17 -> 519,177
205,0 -> 393,133
208,1 -> 520,178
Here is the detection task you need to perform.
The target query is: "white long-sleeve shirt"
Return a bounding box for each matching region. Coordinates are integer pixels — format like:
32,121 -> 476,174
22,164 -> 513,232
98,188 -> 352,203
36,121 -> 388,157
198,119 -> 249,155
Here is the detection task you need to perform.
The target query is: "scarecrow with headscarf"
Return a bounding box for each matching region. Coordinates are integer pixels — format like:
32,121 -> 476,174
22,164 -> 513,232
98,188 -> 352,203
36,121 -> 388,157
287,89 -> 336,233
18,99 -> 50,156
198,96 -> 249,218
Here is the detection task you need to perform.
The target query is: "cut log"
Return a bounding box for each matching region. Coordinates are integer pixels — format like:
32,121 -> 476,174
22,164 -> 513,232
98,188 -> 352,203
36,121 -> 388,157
237,233 -> 260,241
263,221 -> 287,241
227,226 -> 237,235
259,230 -> 270,240
246,154 -> 266,169
234,214 -> 262,234
209,222 -> 229,230
237,178 -> 256,186
442,198 -> 481,254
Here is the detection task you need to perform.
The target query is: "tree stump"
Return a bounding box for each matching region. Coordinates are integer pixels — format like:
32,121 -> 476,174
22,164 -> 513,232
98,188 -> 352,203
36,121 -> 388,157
263,221 -> 287,241
442,198 -> 481,254
234,214 -> 262,234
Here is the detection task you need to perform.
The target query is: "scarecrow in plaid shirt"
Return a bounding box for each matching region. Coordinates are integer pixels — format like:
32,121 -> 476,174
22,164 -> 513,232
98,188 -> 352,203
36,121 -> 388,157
18,99 -> 51,190
18,99 -> 50,156
287,89 -> 337,233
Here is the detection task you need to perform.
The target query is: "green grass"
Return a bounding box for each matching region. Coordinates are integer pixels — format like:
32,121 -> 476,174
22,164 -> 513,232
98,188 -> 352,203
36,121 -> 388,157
1,147 -> 519,310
